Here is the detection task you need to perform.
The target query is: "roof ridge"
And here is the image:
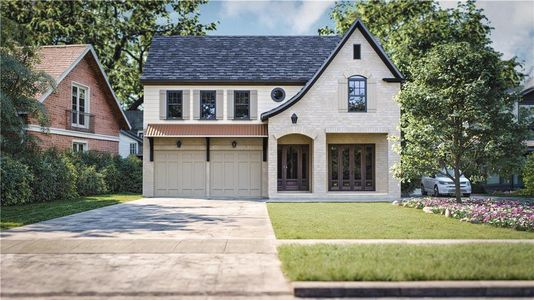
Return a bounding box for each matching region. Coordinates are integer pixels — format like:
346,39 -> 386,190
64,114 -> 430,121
155,35 -> 340,38
40,44 -> 89,48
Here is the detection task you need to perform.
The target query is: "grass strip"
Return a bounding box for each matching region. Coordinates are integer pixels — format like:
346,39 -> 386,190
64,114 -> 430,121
278,243 -> 534,281
268,203 -> 534,239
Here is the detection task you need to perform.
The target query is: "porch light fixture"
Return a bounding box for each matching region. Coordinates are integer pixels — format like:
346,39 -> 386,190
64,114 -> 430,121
232,140 -> 237,148
176,140 -> 182,148
291,113 -> 298,124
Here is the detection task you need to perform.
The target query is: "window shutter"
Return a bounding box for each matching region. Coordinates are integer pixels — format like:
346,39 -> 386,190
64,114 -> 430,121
216,90 -> 224,120
227,90 -> 234,120
159,90 -> 167,119
250,90 -> 258,120
182,90 -> 190,119
367,80 -> 377,113
193,90 -> 200,119
338,77 -> 348,112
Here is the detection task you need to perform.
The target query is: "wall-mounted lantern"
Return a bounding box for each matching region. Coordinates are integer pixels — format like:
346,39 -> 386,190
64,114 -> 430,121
176,140 -> 182,148
231,140 -> 237,148
291,113 -> 298,124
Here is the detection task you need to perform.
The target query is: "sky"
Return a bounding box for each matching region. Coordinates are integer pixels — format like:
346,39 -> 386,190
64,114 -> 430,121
198,0 -> 534,77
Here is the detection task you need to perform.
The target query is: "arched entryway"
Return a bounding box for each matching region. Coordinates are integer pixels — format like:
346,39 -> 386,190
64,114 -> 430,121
276,134 -> 313,191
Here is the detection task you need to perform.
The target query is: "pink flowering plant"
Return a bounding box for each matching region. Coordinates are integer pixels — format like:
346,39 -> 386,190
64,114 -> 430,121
400,198 -> 534,231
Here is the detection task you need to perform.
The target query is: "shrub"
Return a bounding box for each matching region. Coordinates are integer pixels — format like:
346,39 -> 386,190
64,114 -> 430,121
0,156 -> 34,206
102,163 -> 121,193
119,155 -> 142,193
23,149 -> 78,202
401,178 -> 420,196
77,165 -> 108,196
523,153 -> 534,194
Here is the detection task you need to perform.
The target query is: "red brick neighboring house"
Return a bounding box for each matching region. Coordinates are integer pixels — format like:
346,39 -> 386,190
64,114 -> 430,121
27,45 -> 130,153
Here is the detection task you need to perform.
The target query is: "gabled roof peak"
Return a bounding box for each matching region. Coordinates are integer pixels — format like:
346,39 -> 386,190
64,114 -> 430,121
261,19 -> 404,120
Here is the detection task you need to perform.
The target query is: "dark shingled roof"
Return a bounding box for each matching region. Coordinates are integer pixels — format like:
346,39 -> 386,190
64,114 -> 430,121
125,110 -> 143,131
141,35 -> 342,83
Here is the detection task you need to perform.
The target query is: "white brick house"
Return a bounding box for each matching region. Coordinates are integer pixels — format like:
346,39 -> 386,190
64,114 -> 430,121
141,20 -> 403,201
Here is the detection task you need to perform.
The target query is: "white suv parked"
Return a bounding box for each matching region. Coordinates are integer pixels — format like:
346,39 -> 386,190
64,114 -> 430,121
421,169 -> 471,197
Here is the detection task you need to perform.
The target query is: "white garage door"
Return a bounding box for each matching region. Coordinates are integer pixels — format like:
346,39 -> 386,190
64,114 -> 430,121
154,150 -> 206,197
210,151 -> 262,197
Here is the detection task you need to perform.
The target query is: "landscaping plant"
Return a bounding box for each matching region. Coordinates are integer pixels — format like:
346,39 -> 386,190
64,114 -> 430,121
0,149 -> 142,206
523,153 -> 534,194
0,156 -> 33,205
400,198 -> 534,231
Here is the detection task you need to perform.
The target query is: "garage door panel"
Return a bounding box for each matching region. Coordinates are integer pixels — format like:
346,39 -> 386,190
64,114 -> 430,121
155,150 -> 206,197
210,150 -> 262,197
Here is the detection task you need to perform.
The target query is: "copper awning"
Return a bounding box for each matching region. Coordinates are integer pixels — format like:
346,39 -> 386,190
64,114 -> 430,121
146,124 -> 268,137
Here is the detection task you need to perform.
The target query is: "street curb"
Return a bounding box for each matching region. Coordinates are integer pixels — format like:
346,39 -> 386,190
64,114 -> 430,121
293,281 -> 534,298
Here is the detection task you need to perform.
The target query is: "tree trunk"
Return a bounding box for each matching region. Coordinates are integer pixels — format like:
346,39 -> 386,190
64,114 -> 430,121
454,167 -> 462,203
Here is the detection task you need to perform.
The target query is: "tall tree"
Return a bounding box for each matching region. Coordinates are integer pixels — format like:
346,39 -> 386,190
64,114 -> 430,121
0,17 -> 54,154
320,0 -> 528,200
398,42 -> 529,202
2,0 -> 217,108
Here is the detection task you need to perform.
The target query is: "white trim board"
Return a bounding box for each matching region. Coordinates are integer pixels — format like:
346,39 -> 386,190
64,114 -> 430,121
26,124 -> 119,142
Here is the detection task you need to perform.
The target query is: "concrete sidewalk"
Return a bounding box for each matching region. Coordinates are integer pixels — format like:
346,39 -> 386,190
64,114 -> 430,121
0,198 -> 292,300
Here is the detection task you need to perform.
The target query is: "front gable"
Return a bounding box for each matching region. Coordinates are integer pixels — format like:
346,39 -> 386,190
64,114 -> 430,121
37,46 -> 130,131
261,20 -> 403,121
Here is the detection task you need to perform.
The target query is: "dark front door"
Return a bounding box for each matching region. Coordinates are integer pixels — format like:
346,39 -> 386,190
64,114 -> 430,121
329,144 -> 375,191
278,144 -> 309,191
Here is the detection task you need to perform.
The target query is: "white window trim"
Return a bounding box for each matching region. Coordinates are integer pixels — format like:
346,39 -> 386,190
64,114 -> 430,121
72,140 -> 89,153
71,82 -> 90,129
129,142 -> 138,155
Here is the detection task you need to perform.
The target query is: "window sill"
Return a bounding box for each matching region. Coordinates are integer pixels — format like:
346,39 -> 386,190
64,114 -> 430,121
165,117 -> 184,121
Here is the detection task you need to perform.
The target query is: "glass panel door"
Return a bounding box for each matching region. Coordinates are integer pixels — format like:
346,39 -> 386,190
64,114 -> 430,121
277,144 -> 309,191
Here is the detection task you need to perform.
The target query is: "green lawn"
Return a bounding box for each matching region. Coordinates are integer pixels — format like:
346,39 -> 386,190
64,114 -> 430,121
278,244 -> 534,281
267,203 -> 534,239
1,193 -> 141,230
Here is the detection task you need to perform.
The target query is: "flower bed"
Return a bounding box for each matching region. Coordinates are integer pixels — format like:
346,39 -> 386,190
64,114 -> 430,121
399,198 -> 534,232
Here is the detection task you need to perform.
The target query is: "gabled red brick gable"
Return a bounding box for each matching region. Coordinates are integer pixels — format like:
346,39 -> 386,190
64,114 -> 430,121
29,45 -> 130,153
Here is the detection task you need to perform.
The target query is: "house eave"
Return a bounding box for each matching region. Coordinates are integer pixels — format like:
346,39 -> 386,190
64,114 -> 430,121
140,79 -> 307,86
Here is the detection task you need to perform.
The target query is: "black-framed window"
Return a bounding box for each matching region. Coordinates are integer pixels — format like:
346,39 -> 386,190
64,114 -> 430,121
353,44 -> 361,59
166,90 -> 183,119
234,91 -> 250,119
200,90 -> 216,120
348,75 -> 367,112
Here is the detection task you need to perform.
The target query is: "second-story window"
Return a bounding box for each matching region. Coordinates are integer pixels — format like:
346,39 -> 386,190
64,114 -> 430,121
348,75 -> 367,112
72,84 -> 89,127
167,91 -> 183,119
200,90 -> 216,120
130,142 -> 137,155
234,91 -> 250,119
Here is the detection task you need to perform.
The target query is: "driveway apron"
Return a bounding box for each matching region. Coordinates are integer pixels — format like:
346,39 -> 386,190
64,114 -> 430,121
0,198 -> 292,299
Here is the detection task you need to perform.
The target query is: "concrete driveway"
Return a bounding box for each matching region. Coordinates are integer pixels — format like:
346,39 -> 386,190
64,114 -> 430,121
0,198 -> 292,299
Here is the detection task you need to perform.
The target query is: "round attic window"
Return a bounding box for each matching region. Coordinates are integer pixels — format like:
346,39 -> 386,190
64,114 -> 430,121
271,88 -> 286,102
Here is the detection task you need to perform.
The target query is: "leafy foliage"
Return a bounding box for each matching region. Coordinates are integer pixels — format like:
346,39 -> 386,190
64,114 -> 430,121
22,150 -> 79,203
523,153 -> 534,194
76,165 -> 108,196
0,17 -> 54,154
1,0 -> 217,108
396,42 -> 529,202
0,156 -> 34,205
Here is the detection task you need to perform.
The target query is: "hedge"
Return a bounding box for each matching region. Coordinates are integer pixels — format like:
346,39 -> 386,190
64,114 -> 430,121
0,149 -> 142,206
523,153 -> 534,194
